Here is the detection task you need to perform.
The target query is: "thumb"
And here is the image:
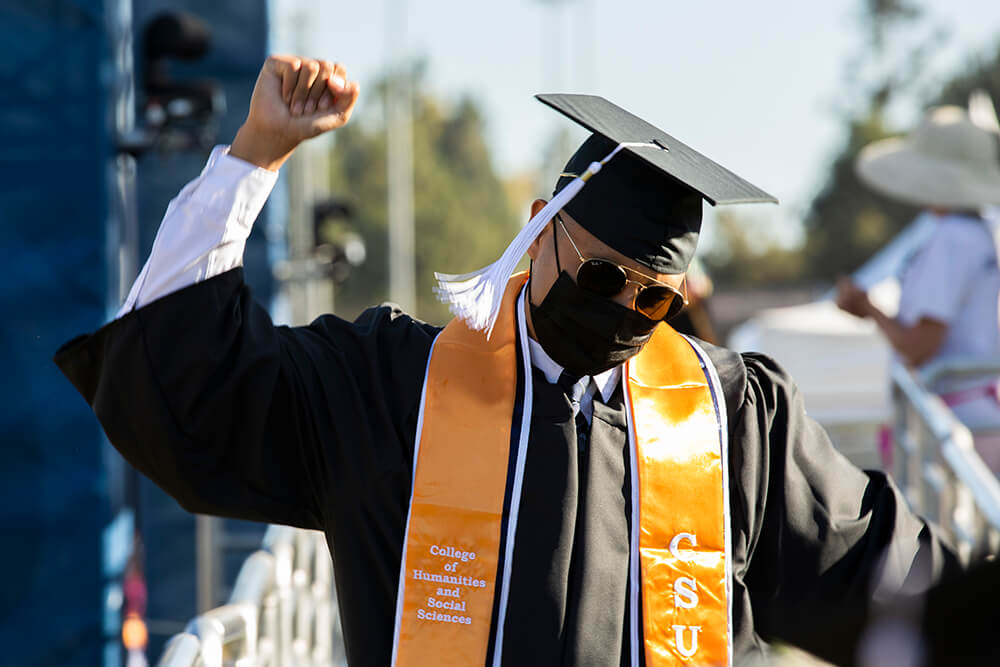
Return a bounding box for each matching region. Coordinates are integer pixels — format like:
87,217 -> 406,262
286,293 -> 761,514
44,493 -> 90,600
327,77 -> 360,116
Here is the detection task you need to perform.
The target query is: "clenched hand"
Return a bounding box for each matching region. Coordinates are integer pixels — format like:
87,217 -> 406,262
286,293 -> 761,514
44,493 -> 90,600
230,55 -> 360,171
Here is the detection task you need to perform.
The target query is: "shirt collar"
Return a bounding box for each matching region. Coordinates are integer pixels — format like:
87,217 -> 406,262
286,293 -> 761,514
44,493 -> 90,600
526,336 -> 621,403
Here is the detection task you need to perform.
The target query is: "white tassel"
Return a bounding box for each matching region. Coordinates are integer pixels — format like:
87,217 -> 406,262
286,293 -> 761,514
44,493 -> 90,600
435,142 -> 651,337
433,166 -> 591,336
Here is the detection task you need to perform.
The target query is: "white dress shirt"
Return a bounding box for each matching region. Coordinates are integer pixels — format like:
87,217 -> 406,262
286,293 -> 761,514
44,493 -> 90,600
119,145 -> 622,423
117,146 -> 277,317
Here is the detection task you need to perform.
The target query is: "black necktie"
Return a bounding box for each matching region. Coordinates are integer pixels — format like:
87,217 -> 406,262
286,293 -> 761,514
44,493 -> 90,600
557,370 -> 590,452
554,372 -> 631,665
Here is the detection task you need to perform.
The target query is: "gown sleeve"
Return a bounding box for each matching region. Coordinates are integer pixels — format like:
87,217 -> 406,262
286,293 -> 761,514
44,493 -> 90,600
54,267 -> 438,530
708,346 -> 962,662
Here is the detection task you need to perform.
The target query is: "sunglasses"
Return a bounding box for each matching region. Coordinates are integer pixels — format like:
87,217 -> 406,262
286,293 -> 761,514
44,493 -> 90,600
554,214 -> 688,321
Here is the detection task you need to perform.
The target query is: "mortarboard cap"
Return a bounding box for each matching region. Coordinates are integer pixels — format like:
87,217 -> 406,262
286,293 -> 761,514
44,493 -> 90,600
435,93 -> 777,335
540,93 -> 778,206
540,93 -> 778,274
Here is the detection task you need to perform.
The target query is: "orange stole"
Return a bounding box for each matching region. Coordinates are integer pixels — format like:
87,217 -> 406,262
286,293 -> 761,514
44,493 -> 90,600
628,325 -> 729,666
393,274 -> 728,666
392,275 -> 525,667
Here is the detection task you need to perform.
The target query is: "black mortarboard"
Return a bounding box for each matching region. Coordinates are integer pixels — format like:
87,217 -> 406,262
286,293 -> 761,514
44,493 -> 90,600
539,93 -> 777,274
435,93 -> 777,335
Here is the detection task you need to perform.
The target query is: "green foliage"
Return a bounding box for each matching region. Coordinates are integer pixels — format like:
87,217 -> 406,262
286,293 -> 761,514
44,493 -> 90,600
934,46 -> 1000,110
705,0 -> 933,288
328,83 -> 521,324
801,108 -> 920,281
702,211 -> 805,288
860,0 -> 922,51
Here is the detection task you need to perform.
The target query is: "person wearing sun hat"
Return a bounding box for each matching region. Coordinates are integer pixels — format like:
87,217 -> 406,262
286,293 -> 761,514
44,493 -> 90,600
837,105 -> 1000,471
55,55 -> 961,666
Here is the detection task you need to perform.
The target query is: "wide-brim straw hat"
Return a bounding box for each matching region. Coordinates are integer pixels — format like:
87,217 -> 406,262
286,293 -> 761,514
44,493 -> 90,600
856,105 -> 1000,209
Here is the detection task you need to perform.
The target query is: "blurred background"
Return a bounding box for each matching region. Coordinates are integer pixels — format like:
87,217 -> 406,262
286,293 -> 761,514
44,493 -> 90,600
4,0 -> 1000,664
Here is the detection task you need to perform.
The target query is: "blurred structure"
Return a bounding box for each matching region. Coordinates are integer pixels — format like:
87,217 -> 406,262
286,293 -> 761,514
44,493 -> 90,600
384,0 -> 416,314
138,12 -> 224,153
889,358 -> 1000,562
730,296 -> 893,469
156,526 -> 345,667
1,2 -> 124,664
273,196 -> 366,321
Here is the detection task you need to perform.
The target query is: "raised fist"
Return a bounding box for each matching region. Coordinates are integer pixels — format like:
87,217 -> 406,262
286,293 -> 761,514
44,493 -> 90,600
230,55 -> 360,171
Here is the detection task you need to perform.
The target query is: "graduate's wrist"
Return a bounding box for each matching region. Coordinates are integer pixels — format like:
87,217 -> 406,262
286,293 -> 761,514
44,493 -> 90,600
229,125 -> 296,172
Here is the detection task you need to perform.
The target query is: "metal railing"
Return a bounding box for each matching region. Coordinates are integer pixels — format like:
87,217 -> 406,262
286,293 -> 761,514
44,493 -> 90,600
890,358 -> 1000,561
157,525 -> 344,667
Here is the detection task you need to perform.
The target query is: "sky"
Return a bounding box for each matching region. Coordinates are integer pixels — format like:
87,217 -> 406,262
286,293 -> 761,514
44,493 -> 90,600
272,0 -> 1000,252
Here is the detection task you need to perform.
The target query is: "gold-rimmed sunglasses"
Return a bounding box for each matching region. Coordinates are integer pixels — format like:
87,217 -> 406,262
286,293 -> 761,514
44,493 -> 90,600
554,214 -> 688,321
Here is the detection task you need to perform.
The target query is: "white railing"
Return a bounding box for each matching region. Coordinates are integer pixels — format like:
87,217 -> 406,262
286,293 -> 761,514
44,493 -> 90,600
157,525 -> 344,667
890,359 -> 1000,561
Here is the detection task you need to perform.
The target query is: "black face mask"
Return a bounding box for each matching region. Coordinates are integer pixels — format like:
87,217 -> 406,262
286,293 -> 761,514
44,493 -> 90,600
529,271 -> 659,378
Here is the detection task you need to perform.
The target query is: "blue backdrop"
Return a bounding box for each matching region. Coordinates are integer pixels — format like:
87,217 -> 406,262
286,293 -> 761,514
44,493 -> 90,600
0,0 -> 272,663
1,2 -> 113,664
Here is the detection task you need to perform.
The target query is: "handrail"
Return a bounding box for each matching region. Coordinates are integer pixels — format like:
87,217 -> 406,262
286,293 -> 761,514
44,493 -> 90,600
918,356 -> 1000,388
157,634 -> 201,666
890,359 -> 1000,561
156,527 -> 342,667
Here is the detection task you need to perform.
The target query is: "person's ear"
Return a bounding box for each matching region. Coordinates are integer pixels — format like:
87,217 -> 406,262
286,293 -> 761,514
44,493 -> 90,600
529,198 -> 547,218
526,199 -> 550,261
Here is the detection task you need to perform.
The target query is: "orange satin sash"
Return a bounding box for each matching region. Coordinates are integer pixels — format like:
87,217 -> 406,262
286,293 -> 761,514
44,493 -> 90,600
627,323 -> 731,666
392,274 -> 730,666
390,276 -> 524,667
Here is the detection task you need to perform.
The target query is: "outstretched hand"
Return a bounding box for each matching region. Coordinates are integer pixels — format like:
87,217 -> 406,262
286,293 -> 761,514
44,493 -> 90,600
230,55 -> 360,171
834,276 -> 872,319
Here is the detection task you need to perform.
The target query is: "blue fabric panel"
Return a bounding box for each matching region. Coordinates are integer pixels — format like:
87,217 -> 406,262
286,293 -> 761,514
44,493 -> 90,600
0,1 -> 112,665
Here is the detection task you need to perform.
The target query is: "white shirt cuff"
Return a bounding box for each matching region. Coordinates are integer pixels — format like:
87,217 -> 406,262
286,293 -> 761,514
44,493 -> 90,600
116,145 -> 279,317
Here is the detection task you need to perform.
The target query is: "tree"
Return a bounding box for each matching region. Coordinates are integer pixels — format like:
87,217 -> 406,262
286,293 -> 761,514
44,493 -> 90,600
801,109 -> 920,281
327,77 -> 521,324
801,0 -> 944,282
933,47 -> 1000,111
702,210 -> 805,288
704,1 -> 936,287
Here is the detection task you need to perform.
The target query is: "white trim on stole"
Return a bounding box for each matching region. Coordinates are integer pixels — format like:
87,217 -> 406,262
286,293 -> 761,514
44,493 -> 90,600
489,287 -> 535,667
684,335 -> 734,667
624,375 -> 642,667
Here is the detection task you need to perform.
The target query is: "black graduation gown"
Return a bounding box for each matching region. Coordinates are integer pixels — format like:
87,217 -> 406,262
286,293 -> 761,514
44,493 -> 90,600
55,268 -> 960,666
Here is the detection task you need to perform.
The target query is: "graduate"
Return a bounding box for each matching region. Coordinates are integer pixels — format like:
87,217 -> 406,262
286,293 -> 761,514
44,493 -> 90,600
56,55 -> 960,666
